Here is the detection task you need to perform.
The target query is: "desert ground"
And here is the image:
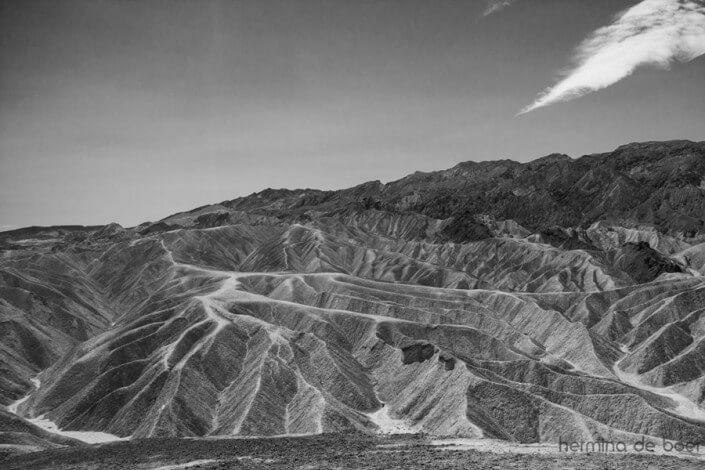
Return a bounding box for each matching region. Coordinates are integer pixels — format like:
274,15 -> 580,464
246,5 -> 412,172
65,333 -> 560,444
2,433 -> 705,470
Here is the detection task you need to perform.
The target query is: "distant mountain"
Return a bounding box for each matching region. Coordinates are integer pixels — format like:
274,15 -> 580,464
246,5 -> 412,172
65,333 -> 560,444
2,140 -> 705,450
155,139 -> 705,239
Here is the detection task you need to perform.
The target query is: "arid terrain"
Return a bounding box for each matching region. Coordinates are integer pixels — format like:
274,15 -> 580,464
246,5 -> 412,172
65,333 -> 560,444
2,434 -> 705,470
2,140 -> 705,467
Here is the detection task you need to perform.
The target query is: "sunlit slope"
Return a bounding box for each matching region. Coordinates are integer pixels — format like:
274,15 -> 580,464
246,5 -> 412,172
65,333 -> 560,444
5,225 -> 702,443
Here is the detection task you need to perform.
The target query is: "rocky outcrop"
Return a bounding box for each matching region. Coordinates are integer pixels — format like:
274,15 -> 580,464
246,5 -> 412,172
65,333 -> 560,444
614,241 -> 685,283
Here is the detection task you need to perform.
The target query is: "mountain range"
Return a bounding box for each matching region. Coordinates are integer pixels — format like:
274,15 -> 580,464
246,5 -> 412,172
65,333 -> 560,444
2,140 -> 705,454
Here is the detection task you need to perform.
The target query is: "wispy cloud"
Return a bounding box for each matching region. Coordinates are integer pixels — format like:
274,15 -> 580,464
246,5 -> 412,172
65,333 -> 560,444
483,0 -> 517,16
520,0 -> 705,114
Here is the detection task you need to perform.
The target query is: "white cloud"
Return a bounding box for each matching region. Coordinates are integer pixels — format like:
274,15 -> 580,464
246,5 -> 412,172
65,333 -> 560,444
483,0 -> 517,16
520,0 -> 705,114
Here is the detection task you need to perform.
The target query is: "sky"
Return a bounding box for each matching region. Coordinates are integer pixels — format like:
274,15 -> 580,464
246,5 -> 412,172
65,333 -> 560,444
1,0 -> 704,229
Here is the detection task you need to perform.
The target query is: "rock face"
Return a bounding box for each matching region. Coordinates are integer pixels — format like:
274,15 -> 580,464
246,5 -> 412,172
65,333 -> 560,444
2,140 -> 705,444
614,241 -> 685,283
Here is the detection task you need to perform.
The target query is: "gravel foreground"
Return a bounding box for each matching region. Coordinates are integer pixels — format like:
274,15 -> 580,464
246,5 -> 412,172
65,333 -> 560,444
2,434 -> 704,470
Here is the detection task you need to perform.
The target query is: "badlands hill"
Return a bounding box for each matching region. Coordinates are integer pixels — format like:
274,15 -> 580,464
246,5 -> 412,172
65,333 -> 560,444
1,140 -> 705,451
